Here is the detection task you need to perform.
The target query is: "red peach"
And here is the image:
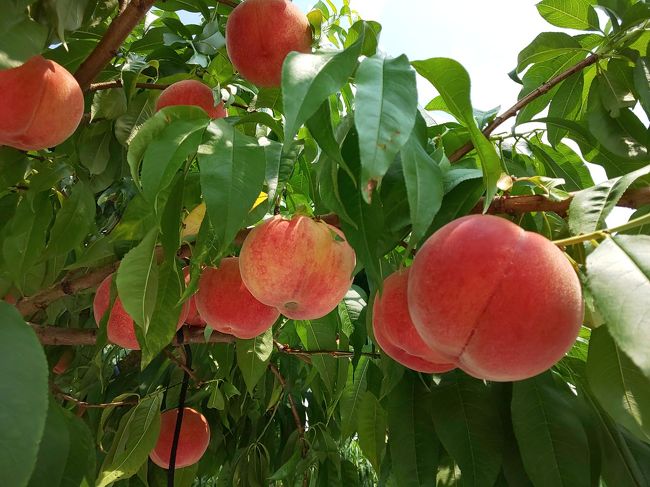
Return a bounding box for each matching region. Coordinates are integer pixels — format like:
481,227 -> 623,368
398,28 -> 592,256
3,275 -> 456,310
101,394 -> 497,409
149,407 -> 210,469
182,267 -> 206,327
408,215 -> 583,382
239,215 -> 356,320
225,0 -> 312,87
195,257 -> 279,339
0,56 -> 84,151
155,80 -> 227,119
93,274 -> 189,349
373,269 -> 455,373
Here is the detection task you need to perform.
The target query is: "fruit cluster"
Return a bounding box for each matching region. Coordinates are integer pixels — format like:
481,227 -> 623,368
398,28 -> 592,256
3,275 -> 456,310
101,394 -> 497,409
373,215 -> 584,382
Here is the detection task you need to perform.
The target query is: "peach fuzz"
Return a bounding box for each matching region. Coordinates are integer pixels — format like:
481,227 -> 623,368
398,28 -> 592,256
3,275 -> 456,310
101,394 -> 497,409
0,56 -> 84,151
93,274 -> 189,350
239,215 -> 356,320
373,269 -> 455,374
183,267 -> 206,327
155,80 -> 227,119
408,214 -> 584,382
149,407 -> 210,469
225,0 -> 312,87
195,257 -> 279,339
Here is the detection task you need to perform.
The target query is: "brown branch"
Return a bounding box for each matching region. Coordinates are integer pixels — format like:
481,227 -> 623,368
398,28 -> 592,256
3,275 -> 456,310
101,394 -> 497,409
268,363 -> 307,457
74,0 -> 157,90
164,349 -> 202,384
274,341 -> 380,359
449,53 -> 600,163
31,324 -> 236,346
53,384 -> 138,408
88,80 -> 168,91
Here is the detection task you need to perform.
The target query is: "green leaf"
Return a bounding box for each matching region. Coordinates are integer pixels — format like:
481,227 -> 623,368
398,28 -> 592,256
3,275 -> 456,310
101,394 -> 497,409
91,88 -> 128,121
198,120 -> 267,256
401,121 -> 444,246
128,106 -> 209,187
78,121 -> 113,175
282,21 -> 369,143
27,399 -> 69,487
517,32 -> 582,73
587,102 -> 649,160
354,54 -> 417,202
587,327 -> 650,442
0,302 -> 48,487
569,164 -> 650,235
528,139 -> 594,191
60,409 -> 96,487
141,262 -> 184,367
547,72 -> 584,146
0,15 -> 47,68
357,391 -> 387,472
115,90 -> 158,146
141,114 -> 207,209
96,395 -> 162,487
339,356 -> 370,439
295,314 -> 339,393
586,235 -> 650,378
512,373 -> 591,487
412,58 -> 501,209
116,228 -> 159,337
388,372 -> 439,487
431,371 -> 503,487
46,181 -> 96,257
597,60 -> 636,117
537,0 -> 600,30
236,328 -> 273,393
634,57 -> 650,116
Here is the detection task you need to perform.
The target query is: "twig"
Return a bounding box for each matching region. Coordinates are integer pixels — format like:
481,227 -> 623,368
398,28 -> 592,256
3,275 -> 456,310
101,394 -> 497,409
164,349 -> 202,385
448,53 -> 600,163
88,80 -> 168,91
268,363 -> 307,457
74,0 -> 157,90
53,386 -> 139,409
274,341 -> 380,359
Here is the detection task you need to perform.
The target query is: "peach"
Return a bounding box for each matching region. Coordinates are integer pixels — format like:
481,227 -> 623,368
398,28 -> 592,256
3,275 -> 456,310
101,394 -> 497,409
373,269 -> 455,373
93,274 -> 189,349
239,215 -> 356,320
195,257 -> 279,338
182,267 -> 206,327
0,56 -> 84,151
225,0 -> 312,87
149,407 -> 210,469
155,80 -> 227,119
408,214 -> 583,382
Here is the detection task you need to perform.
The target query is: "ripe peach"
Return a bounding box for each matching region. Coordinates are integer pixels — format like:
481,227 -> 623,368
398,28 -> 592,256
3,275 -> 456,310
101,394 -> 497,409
149,407 -> 210,469
0,56 -> 84,151
239,215 -> 356,320
195,257 -> 279,338
225,0 -> 312,87
373,269 -> 455,373
182,267 -> 206,327
408,215 -> 583,382
93,274 -> 189,349
155,80 -> 227,119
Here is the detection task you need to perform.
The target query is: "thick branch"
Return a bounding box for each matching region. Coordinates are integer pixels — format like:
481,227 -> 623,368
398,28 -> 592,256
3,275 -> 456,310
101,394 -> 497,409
74,0 -> 156,90
31,324 -> 235,346
449,53 -> 600,163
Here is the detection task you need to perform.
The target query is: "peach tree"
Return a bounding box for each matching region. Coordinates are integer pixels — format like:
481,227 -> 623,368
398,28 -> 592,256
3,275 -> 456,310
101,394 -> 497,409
1,0 -> 650,486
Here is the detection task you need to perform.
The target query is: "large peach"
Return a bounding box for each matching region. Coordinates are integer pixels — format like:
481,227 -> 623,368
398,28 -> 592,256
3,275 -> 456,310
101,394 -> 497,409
150,407 -> 210,469
239,215 -> 356,320
155,80 -> 227,119
195,257 -> 279,338
408,214 -> 583,382
225,0 -> 312,87
0,56 -> 84,151
373,269 -> 455,374
93,274 -> 189,349
182,267 -> 206,327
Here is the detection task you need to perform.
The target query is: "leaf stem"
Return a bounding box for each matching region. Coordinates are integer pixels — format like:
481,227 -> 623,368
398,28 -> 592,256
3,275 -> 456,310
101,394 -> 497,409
553,211 -> 650,247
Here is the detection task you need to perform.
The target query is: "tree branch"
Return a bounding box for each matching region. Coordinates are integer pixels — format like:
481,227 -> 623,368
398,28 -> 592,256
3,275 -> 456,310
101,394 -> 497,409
74,0 -> 157,90
268,363 -> 307,457
88,80 -> 168,91
448,53 -> 600,163
15,189 -> 649,319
